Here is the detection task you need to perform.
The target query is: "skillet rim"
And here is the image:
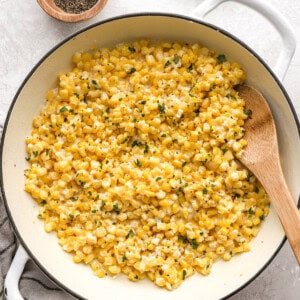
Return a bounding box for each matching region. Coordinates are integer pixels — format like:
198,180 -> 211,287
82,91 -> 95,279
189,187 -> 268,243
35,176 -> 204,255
1,12 -> 299,300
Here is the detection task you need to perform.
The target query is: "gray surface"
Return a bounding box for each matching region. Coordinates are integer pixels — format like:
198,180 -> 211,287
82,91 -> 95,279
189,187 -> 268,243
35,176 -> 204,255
0,0 -> 299,299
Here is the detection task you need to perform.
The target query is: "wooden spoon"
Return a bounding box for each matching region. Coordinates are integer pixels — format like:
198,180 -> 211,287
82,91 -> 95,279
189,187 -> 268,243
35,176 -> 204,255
238,85 -> 300,264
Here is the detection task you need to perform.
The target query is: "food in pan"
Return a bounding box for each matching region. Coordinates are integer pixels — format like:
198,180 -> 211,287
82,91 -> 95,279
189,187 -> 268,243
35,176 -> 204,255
24,40 -> 270,290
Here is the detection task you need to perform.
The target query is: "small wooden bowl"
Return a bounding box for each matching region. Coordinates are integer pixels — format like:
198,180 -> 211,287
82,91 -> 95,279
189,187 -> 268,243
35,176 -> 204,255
37,0 -> 108,22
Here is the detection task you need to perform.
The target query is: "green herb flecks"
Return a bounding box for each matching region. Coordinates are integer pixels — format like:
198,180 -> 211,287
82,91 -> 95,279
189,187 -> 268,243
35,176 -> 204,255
113,203 -> 120,215
217,54 -> 227,64
191,239 -> 198,249
91,79 -> 101,89
248,207 -> 255,216
131,140 -> 142,148
59,106 -> 68,113
144,143 -> 149,154
173,54 -> 179,64
178,235 -> 199,249
129,67 -> 136,74
244,109 -> 253,118
158,103 -> 166,115
128,46 -> 136,53
100,201 -> 106,210
121,137 -> 129,144
178,235 -> 188,244
134,159 -> 142,167
79,180 -> 86,187
164,60 -> 171,67
126,228 -> 135,239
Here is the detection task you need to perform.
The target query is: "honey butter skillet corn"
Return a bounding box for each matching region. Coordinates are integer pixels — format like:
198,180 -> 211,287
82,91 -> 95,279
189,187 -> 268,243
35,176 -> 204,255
25,40 -> 270,290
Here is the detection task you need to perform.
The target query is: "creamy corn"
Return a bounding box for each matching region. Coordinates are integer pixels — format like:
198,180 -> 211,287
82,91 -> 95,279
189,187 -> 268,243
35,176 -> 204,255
25,40 -> 269,290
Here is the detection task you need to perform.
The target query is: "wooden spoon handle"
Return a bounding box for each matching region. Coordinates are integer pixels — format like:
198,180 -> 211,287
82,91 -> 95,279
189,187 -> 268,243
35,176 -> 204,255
259,159 -> 300,264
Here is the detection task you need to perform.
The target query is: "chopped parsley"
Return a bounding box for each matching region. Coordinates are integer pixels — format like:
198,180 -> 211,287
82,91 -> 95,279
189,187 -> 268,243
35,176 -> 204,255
191,239 -> 198,249
178,235 -> 198,249
121,137 -> 129,144
164,60 -> 171,67
221,148 -> 228,154
173,54 -> 179,64
91,79 -> 101,89
131,140 -> 142,147
178,235 -> 188,244
244,109 -> 253,118
128,46 -> 136,53
248,207 -> 255,216
59,106 -> 68,113
217,54 -> 227,64
210,84 -> 216,91
129,67 -> 136,74
177,187 -> 184,195
79,180 -> 86,187
246,174 -> 253,182
100,201 -> 106,210
182,270 -> 187,280
134,159 -> 142,167
113,203 -> 120,215
126,228 -> 135,239
144,143 -> 149,154
158,103 -> 166,114
226,94 -> 236,100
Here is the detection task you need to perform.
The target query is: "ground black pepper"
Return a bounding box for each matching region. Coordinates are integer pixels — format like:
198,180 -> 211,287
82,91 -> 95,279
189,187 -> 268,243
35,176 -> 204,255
54,0 -> 98,14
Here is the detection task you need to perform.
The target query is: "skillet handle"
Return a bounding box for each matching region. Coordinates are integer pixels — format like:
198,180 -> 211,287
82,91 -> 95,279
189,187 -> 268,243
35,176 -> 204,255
4,246 -> 28,300
192,0 -> 296,80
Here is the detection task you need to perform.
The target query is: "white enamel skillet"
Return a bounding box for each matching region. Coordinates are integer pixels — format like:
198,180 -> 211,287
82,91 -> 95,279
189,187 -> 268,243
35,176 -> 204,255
1,0 -> 299,299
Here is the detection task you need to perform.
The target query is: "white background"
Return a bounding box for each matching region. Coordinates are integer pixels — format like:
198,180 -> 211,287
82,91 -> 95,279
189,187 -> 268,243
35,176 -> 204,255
0,0 -> 299,299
